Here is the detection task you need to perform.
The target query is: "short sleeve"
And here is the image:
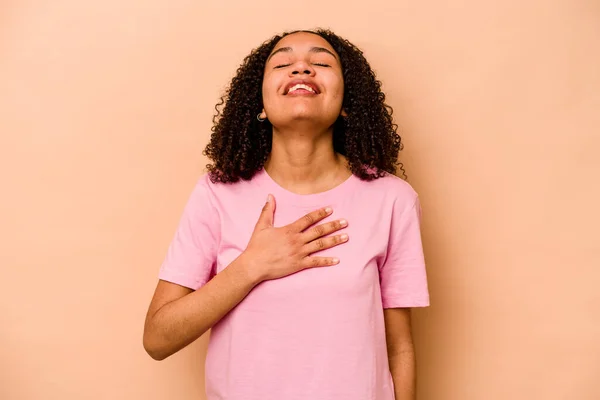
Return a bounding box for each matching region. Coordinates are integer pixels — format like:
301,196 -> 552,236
379,196 -> 430,308
158,175 -> 220,290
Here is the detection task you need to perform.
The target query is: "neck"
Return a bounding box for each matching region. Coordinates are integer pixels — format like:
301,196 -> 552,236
264,126 -> 350,194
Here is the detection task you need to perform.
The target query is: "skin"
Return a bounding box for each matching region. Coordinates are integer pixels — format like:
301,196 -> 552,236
143,31 -> 416,400
259,32 -> 350,193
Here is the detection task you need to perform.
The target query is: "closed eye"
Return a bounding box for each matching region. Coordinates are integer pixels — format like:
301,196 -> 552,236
274,63 -> 330,69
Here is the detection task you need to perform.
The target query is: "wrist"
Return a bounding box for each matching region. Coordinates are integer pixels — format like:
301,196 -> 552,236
231,252 -> 265,287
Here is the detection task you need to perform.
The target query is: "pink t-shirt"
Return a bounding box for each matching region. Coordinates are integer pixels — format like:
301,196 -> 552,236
159,169 -> 429,400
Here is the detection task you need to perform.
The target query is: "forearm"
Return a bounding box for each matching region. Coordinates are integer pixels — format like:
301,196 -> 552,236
144,255 -> 259,360
389,342 -> 416,400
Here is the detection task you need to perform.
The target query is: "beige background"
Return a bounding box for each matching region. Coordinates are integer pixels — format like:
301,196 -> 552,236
1,0 -> 599,399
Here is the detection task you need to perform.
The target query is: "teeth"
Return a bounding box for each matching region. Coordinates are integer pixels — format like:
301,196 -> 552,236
288,83 -> 315,94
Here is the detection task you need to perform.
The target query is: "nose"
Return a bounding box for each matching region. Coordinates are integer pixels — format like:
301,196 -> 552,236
290,60 -> 315,76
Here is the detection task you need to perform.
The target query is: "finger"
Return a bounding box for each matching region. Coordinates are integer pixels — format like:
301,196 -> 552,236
254,194 -> 276,231
288,207 -> 332,233
303,233 -> 349,255
301,256 -> 340,269
301,219 -> 347,243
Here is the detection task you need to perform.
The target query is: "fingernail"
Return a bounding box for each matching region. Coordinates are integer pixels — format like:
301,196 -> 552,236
340,234 -> 348,241
266,194 -> 271,203
340,219 -> 347,227
332,258 -> 339,264
325,207 -> 333,214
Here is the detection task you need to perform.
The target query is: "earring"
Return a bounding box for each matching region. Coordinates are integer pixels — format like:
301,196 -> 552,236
257,113 -> 266,122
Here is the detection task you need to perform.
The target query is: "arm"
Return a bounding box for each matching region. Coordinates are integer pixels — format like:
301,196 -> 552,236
384,308 -> 416,400
144,197 -> 347,361
143,255 -> 259,361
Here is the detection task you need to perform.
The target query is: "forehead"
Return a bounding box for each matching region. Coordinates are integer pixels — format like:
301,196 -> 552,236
270,32 -> 337,55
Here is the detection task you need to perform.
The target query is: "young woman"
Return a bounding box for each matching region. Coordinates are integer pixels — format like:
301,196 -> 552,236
143,29 -> 429,400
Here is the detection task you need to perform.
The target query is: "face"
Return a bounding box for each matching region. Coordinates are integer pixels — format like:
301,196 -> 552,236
261,32 -> 345,128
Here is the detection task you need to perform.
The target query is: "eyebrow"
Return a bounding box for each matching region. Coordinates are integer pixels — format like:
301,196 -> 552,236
267,46 -> 338,62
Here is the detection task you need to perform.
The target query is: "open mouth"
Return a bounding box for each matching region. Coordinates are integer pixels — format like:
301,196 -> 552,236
285,82 -> 319,95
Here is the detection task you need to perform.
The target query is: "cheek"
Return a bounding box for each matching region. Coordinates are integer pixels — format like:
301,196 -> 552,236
261,77 -> 278,109
332,83 -> 345,106
328,75 -> 345,101
336,84 -> 344,100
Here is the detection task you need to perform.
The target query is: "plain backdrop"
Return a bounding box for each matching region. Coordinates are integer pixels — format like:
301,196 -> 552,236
1,1 -> 599,399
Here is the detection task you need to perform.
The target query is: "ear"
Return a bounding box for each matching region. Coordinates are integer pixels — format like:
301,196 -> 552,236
259,109 -> 267,119
340,108 -> 348,117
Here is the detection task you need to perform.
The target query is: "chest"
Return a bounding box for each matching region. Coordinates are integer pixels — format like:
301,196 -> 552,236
214,196 -> 392,303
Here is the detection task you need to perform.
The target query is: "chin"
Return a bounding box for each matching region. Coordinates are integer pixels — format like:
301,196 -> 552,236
269,105 -> 340,127
280,113 -> 324,124
272,116 -> 338,131
287,105 -> 329,121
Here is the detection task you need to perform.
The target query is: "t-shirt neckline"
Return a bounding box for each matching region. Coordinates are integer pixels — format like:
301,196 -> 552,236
253,168 -> 359,208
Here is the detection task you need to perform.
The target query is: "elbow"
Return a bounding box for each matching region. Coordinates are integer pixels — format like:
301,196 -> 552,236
143,341 -> 169,361
144,345 -> 167,361
143,330 -> 170,361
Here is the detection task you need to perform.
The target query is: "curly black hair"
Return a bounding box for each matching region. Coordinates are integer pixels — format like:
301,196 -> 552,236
203,28 -> 405,183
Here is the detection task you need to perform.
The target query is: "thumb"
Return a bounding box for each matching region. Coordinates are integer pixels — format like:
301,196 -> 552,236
255,194 -> 276,230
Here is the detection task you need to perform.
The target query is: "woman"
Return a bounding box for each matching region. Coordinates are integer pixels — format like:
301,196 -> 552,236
143,29 -> 429,400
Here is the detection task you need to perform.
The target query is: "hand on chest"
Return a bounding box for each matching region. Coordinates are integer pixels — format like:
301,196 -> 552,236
217,200 -> 390,300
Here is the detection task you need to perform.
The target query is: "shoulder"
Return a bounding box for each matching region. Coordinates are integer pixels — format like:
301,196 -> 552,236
356,172 -> 419,210
192,172 -> 261,203
189,173 -> 216,201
